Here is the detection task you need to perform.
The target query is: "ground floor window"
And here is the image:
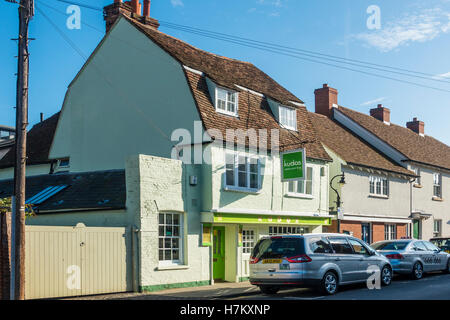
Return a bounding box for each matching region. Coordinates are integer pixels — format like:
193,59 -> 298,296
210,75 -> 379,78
434,219 -> 442,238
242,229 -> 255,254
158,213 -> 182,265
269,226 -> 310,235
384,224 -> 397,240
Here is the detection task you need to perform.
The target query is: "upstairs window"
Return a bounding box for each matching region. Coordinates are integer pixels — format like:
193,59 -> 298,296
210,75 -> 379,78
279,105 -> 297,130
216,87 -> 238,116
369,176 -> 389,197
225,153 -> 260,191
433,173 -> 442,198
412,167 -> 421,186
287,167 -> 313,196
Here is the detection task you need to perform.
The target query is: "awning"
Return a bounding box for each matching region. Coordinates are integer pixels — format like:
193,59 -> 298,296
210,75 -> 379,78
410,211 -> 432,220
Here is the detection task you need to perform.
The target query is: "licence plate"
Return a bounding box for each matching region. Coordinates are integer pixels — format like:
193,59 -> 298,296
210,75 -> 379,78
263,259 -> 282,264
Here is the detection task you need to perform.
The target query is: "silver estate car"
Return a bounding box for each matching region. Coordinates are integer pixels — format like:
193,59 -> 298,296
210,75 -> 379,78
371,239 -> 450,280
249,233 -> 392,295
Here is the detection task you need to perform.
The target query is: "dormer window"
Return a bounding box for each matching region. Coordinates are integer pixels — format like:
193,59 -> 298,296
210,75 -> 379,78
279,105 -> 297,131
215,87 -> 238,116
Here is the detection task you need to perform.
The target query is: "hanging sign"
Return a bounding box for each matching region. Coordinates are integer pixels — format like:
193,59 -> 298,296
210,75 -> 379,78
281,148 -> 306,181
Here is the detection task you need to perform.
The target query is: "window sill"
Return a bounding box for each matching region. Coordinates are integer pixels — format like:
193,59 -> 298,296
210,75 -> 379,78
368,194 -> 389,199
223,186 -> 261,194
432,197 -> 444,202
284,192 -> 314,199
156,264 -> 189,271
216,109 -> 239,118
413,184 -> 423,188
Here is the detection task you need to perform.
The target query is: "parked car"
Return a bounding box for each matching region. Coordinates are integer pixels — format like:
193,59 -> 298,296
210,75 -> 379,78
430,237 -> 450,254
249,233 -> 392,295
371,239 -> 450,280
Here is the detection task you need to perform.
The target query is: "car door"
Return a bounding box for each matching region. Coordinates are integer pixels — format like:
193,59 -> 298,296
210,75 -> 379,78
413,241 -> 434,272
423,241 -> 446,271
327,237 -> 361,283
347,238 -> 373,282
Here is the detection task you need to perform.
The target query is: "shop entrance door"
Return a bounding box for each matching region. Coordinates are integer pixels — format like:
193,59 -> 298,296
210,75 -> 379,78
213,227 -> 225,280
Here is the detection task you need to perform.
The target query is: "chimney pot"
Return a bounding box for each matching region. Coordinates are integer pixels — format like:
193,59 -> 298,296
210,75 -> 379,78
40,112 -> 44,122
370,104 -> 390,124
104,0 -> 160,32
314,84 -> 338,118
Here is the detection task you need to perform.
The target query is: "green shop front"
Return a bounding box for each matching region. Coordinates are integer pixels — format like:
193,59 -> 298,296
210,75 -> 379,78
201,211 -> 332,283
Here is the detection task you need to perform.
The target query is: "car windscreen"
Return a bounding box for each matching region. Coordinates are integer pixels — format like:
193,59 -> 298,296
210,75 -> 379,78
431,239 -> 450,248
251,237 -> 305,260
371,241 -> 410,250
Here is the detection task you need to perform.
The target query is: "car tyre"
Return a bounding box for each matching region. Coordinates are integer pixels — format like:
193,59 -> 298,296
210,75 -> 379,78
445,259 -> 450,274
259,286 -> 279,295
380,265 -> 392,286
320,271 -> 338,295
411,262 -> 424,280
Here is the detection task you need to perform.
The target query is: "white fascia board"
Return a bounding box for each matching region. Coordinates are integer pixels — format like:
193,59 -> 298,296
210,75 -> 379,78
209,207 -> 333,218
234,84 -> 264,98
333,108 -> 408,167
342,213 -> 412,224
183,65 -> 204,76
288,101 -> 306,108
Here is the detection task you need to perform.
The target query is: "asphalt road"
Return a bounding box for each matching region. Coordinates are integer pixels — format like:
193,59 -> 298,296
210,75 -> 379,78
228,273 -> 450,300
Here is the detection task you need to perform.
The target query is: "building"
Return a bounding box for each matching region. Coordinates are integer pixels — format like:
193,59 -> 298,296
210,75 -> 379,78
310,84 -> 417,243
318,85 -> 450,240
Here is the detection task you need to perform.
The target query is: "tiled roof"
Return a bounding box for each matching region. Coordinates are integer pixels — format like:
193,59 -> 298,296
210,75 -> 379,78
127,17 -> 303,106
185,70 -> 331,161
0,170 -> 125,213
337,106 -> 450,170
310,112 -> 415,176
0,112 -> 60,169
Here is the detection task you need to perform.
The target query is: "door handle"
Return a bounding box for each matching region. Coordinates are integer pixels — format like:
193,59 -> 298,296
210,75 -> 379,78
268,269 -> 276,272
335,258 -> 341,261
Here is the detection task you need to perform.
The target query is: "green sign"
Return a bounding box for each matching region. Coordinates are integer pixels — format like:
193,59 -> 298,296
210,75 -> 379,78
281,149 -> 306,181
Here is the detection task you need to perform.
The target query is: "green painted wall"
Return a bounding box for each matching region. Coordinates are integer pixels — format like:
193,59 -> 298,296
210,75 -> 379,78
49,17 -> 202,172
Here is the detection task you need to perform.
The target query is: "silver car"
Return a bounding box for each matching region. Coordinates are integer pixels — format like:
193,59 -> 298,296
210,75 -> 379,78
249,233 -> 392,295
371,239 -> 450,280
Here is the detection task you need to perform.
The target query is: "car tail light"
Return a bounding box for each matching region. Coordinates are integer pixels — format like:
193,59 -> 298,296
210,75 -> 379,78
249,257 -> 260,264
386,253 -> 404,260
286,254 -> 312,263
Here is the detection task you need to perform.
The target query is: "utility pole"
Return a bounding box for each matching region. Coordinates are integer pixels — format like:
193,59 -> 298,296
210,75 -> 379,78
12,0 -> 34,300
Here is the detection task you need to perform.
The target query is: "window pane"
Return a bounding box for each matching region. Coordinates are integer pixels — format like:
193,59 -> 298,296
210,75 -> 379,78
165,250 -> 171,260
250,173 -> 258,189
159,238 -> 164,249
172,238 -> 179,249
298,180 -> 305,194
226,170 -> 234,186
173,226 -> 180,237
173,250 -> 179,260
159,226 -> 164,237
250,158 -> 258,174
159,214 -> 164,225
238,172 -> 247,187
165,238 -> 172,249
165,226 -> 172,236
173,214 -> 179,226
166,214 -> 172,225
288,181 -> 295,193
159,250 -> 164,261
306,180 -> 312,195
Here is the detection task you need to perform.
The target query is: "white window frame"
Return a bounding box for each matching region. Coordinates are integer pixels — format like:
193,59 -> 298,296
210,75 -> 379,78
434,219 -> 442,237
215,86 -> 238,117
278,105 -> 297,131
285,166 -> 314,198
224,152 -> 261,192
269,226 -> 310,235
369,175 -> 389,197
242,229 -> 256,254
158,213 -> 183,266
412,167 -> 421,186
384,224 -> 396,240
433,172 -> 442,198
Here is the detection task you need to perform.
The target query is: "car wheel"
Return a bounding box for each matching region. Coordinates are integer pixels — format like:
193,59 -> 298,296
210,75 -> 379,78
445,260 -> 450,274
411,262 -> 424,280
320,271 -> 338,295
259,286 -> 279,295
380,265 -> 392,286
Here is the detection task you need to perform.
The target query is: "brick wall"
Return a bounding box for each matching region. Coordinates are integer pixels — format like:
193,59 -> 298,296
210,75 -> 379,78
396,224 -> 407,239
0,212 -> 11,300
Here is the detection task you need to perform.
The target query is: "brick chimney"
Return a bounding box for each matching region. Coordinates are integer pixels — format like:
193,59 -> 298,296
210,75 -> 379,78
407,118 -> 425,136
104,0 -> 159,33
314,84 -> 338,118
370,104 -> 390,124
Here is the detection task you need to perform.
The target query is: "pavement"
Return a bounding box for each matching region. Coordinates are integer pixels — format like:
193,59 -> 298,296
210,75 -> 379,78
65,272 -> 450,300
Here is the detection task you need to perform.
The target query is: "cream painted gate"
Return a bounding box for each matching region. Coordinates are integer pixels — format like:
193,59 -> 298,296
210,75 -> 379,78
25,223 -> 129,299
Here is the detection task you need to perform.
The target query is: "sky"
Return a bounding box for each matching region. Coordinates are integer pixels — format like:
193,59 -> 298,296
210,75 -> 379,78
1,0 -> 450,144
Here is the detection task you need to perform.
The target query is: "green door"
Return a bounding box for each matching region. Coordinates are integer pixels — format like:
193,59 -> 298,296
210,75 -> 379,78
213,227 -> 225,280
413,220 -> 420,239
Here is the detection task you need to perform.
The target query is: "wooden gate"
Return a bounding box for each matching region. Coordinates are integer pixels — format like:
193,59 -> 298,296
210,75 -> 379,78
25,223 -> 129,299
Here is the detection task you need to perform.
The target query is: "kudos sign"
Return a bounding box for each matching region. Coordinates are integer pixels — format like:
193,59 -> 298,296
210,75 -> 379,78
281,149 -> 306,181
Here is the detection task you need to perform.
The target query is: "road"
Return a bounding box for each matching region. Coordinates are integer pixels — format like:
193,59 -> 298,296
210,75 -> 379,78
228,273 -> 450,300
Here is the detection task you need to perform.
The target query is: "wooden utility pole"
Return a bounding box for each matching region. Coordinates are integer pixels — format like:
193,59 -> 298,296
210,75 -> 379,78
12,0 -> 33,300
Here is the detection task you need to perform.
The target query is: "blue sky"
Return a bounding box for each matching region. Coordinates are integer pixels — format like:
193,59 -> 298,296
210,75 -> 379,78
1,0 -> 450,144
